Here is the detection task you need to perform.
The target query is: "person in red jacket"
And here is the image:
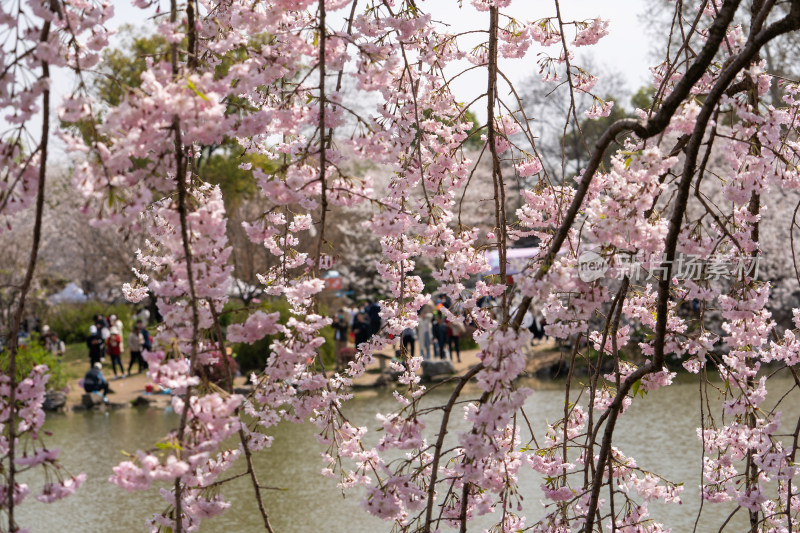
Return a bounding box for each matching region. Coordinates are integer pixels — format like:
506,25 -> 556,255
106,326 -> 124,378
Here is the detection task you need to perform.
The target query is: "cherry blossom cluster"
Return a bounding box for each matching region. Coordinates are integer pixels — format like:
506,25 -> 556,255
509,4 -> 800,530
0,366 -> 86,514
0,0 -> 112,229
43,0 -> 800,532
0,0 -> 113,529
108,183 -> 255,531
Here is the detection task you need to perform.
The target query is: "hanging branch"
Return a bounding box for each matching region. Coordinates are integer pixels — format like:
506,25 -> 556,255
512,0 -> 747,332
485,5 -> 509,325
171,2 -> 201,531
5,0 -> 58,528
583,3 -> 800,530
315,0 -> 328,278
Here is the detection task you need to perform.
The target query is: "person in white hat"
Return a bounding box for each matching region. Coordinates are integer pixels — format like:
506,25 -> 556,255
87,325 -> 104,366
83,362 -> 109,397
107,326 -> 124,378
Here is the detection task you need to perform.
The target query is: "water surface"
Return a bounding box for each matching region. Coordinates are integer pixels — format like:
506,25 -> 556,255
18,373 -> 798,532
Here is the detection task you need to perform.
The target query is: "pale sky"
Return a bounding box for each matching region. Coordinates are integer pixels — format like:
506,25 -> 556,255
422,0 -> 654,115
33,0 -> 657,160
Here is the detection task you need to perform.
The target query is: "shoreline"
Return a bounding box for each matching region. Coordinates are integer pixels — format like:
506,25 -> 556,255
57,340 -> 564,412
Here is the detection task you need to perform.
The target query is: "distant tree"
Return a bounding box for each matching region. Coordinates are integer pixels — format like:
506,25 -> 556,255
560,86 -> 658,172
461,109 -> 484,151
521,59 -> 630,181
561,94 -> 628,172
630,85 -> 657,111
94,28 -> 171,107
71,26 -> 281,300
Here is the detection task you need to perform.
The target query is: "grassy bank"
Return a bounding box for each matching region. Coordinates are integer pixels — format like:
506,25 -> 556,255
61,342 -> 90,382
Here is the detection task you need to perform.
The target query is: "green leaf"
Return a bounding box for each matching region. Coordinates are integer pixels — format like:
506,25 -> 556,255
155,441 -> 184,452
186,78 -> 209,101
631,379 -> 641,398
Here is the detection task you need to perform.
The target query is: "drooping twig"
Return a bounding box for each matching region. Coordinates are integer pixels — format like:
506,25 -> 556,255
583,3 -> 800,530
512,0 -> 752,333
6,3 -> 55,529
172,2 -> 202,531
485,5 -> 509,324
238,428 -> 277,533
422,364 -> 483,532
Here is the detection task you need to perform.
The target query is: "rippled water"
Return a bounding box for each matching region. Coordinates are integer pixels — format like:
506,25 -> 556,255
17,373 -> 799,532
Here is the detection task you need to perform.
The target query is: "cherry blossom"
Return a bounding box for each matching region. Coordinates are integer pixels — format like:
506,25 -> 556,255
3,1 -> 800,532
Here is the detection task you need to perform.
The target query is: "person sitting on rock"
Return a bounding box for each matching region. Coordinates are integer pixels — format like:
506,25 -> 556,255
83,362 -> 110,397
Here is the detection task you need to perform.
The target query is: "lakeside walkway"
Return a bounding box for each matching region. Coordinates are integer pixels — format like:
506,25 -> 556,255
63,339 -> 564,410
349,338 -> 562,387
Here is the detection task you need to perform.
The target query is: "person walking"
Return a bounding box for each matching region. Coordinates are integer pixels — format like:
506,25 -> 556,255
107,326 -> 124,378
111,315 -> 124,354
417,311 -> 433,360
134,320 -> 153,370
432,313 -> 448,359
530,309 -> 545,345
95,314 -> 110,343
366,300 -> 381,337
352,312 -> 371,347
87,325 -> 104,367
534,310 -> 548,343
401,327 -> 416,358
447,318 -> 465,363
127,323 -> 145,375
44,330 -> 65,358
333,311 -> 349,356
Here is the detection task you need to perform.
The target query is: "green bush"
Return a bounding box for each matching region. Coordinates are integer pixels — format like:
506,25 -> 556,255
227,299 -> 290,374
226,298 -> 338,374
459,335 -> 478,351
0,336 -> 68,391
318,325 -> 336,371
234,336 -> 271,374
45,301 -> 134,344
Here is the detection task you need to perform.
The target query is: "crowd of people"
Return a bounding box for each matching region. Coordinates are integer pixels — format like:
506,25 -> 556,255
1,319 -> 68,358
0,311 -> 154,399
82,311 -> 153,397
330,294 -> 548,366
12,296 -> 549,399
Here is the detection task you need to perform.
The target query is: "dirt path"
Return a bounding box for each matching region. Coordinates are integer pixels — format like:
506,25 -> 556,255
65,369 -> 251,409
350,338 -> 562,387
63,339 -> 564,409
66,370 -> 166,408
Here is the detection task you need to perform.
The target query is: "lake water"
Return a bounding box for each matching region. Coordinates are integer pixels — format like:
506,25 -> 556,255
17,373 -> 799,532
